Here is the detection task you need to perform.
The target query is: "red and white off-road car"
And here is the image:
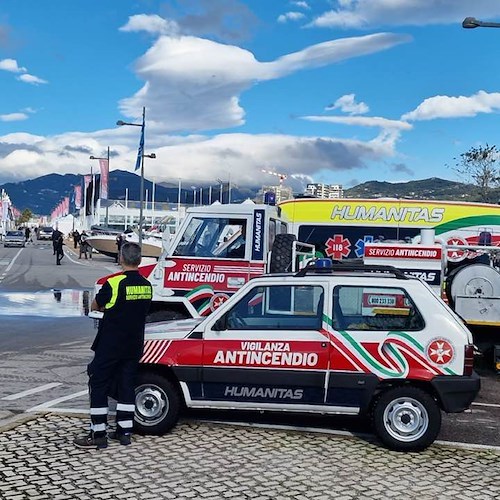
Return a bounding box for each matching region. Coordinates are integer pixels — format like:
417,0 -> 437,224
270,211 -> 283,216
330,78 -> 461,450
133,259 -> 480,452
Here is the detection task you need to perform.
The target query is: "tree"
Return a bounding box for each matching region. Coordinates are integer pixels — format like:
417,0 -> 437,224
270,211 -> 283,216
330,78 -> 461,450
17,208 -> 33,225
452,144 -> 500,202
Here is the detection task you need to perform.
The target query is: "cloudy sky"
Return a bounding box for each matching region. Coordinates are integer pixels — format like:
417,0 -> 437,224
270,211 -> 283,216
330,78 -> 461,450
1,0 -> 500,192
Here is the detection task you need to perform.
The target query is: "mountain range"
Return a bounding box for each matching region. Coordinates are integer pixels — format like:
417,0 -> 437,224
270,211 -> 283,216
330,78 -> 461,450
0,171 -> 495,216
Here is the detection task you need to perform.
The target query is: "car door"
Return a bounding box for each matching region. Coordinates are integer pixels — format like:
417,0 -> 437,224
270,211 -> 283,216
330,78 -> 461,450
201,281 -> 330,409
326,282 -> 426,413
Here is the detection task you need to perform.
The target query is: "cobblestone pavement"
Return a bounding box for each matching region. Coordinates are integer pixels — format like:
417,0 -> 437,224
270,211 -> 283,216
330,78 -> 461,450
1,414 -> 499,500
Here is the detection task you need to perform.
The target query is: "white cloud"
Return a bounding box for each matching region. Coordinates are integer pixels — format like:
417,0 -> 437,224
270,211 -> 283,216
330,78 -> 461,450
278,12 -> 306,23
291,1 -> 310,9
310,0 -> 500,29
0,113 -> 28,122
17,74 -> 48,85
0,58 -> 26,73
119,14 -> 180,36
402,90 -> 500,121
326,94 -> 369,115
0,128 -> 396,185
302,114 -> 412,131
119,32 -> 410,132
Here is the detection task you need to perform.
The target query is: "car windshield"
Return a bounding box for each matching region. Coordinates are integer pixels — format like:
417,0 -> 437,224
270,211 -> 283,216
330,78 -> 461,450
42,227 -> 53,231
7,231 -> 23,237
172,217 -> 247,258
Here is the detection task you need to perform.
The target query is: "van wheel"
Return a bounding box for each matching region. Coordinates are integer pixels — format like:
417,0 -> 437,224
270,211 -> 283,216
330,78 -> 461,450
134,372 -> 181,435
269,234 -> 296,273
372,386 -> 441,451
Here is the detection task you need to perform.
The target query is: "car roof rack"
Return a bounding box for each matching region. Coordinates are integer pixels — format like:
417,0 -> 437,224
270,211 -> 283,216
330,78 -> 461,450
295,258 -> 409,280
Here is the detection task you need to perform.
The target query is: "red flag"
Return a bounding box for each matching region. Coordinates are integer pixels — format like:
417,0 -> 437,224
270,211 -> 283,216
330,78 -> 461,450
74,185 -> 82,209
99,159 -> 109,200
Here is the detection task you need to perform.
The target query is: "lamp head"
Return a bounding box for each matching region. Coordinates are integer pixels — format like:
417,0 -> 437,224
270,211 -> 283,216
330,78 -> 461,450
116,120 -> 126,126
462,17 -> 480,28
89,155 -> 95,160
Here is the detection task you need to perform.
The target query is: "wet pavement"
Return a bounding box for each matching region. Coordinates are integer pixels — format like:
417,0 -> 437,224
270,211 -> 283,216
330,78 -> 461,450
0,289 -> 93,317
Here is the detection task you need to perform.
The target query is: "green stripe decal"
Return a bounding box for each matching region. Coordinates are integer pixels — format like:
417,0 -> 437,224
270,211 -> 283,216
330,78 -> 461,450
435,215 -> 500,235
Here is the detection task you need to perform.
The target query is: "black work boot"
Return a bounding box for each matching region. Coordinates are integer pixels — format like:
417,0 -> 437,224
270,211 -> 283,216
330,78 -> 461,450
73,433 -> 108,449
108,431 -> 131,445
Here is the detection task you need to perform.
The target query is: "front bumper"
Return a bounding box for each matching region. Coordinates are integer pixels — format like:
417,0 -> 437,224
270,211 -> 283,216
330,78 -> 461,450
431,371 -> 481,413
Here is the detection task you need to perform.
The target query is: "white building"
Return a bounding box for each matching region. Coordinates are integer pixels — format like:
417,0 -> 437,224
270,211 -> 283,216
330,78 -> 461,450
305,183 -> 344,199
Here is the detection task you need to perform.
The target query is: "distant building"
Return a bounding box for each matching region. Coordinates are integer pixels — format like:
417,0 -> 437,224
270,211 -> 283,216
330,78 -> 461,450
305,183 -> 344,199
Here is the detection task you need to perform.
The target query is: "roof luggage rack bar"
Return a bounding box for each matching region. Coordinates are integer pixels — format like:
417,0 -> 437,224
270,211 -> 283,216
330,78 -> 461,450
295,259 -> 409,279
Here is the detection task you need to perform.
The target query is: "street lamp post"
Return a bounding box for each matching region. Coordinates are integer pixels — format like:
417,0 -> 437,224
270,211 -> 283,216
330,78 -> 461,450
463,17 -> 500,29
116,107 -> 156,249
89,147 -> 110,227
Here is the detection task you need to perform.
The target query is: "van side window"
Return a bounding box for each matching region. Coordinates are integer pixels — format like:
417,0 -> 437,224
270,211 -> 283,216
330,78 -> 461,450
333,286 -> 424,331
222,285 -> 324,330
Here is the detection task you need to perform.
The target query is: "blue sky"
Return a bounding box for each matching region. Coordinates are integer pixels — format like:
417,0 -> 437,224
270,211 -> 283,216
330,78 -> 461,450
1,0 -> 500,192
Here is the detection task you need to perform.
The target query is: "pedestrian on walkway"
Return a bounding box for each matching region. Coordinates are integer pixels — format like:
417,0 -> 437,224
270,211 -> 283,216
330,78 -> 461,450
73,229 -> 81,249
55,233 -> 64,265
74,242 -> 153,449
24,226 -> 30,243
52,226 -> 62,255
79,231 -> 92,259
115,234 -> 123,263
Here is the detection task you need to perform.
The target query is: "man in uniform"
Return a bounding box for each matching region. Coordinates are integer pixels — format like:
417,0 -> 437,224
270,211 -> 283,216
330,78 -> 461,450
74,242 -> 152,449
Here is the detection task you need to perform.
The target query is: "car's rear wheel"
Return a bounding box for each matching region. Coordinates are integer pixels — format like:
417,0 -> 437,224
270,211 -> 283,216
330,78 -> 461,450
372,386 -> 441,451
134,372 -> 181,435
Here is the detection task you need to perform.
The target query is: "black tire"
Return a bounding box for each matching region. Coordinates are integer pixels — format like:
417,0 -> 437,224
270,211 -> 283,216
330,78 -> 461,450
372,386 -> 441,452
134,372 -> 181,435
269,234 -> 296,273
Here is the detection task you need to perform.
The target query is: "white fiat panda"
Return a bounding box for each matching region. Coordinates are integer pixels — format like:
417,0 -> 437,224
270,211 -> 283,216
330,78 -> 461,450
134,260 -> 480,451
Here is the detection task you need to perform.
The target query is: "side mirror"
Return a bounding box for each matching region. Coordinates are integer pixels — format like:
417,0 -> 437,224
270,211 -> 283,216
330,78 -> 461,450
212,315 -> 227,331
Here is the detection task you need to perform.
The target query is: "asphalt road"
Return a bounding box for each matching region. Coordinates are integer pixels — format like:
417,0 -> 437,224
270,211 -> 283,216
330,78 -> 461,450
0,238 -> 499,449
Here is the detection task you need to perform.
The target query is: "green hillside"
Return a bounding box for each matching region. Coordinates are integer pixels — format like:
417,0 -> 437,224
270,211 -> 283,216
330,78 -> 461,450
344,177 -> 499,203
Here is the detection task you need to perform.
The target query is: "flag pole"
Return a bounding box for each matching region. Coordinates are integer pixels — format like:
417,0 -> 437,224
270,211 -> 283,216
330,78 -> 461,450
139,107 -> 145,248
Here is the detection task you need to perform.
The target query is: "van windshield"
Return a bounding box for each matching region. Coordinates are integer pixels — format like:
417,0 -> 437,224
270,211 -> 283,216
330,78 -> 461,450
172,217 -> 247,258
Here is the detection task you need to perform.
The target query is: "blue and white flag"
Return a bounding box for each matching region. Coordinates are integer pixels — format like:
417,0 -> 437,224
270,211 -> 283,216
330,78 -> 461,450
135,122 -> 144,171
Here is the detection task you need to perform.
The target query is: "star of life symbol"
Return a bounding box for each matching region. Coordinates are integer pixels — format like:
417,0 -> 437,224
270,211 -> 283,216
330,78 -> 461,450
325,234 -> 351,259
210,293 -> 229,311
355,235 -> 374,257
427,339 -> 454,365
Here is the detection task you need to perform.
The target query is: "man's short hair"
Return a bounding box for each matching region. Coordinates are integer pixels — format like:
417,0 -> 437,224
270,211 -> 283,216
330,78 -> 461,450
120,242 -> 142,266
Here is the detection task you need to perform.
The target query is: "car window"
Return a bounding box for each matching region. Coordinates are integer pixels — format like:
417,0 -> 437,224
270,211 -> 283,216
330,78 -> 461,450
333,285 -> 424,331
7,231 -> 23,236
218,284 -> 324,330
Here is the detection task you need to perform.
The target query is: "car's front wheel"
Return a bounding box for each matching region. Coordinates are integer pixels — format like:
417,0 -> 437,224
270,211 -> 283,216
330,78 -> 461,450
134,372 -> 181,435
372,386 -> 441,452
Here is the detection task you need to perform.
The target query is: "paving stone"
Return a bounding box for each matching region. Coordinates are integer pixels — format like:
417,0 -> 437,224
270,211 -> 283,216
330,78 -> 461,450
0,414 -> 499,499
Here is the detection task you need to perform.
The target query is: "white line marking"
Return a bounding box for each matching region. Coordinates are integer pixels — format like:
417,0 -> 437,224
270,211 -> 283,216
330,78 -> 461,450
27,389 -> 88,412
43,408 -> 117,416
4,248 -> 23,274
472,402 -> 500,409
2,383 -> 62,401
198,420 -> 500,453
63,251 -> 89,267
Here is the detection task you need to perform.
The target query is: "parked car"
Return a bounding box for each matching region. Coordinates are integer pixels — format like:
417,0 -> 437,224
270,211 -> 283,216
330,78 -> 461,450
4,230 -> 25,248
38,226 -> 54,241
132,259 -> 480,452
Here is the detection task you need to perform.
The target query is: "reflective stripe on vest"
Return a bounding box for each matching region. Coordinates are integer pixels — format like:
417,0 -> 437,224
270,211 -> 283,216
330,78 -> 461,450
104,275 -> 127,310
